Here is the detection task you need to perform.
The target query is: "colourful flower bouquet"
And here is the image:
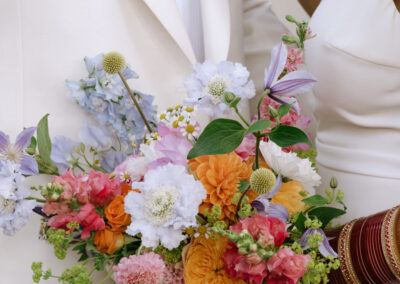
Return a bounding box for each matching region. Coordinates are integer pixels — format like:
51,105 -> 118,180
1,17 -> 347,283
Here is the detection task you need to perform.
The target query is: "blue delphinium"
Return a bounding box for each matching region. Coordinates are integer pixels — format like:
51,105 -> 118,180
66,54 -> 158,147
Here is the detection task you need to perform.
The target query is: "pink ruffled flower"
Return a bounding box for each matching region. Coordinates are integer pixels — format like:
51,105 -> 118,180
86,169 -> 121,206
52,170 -> 77,202
43,202 -> 71,215
164,262 -> 184,284
235,134 -> 256,161
230,214 -> 289,247
260,96 -> 300,127
47,211 -> 78,231
267,248 -> 312,284
113,252 -> 166,284
223,248 -> 268,284
285,48 -> 304,72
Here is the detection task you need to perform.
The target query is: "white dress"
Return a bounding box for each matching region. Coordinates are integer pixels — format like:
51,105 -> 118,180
305,0 -> 400,222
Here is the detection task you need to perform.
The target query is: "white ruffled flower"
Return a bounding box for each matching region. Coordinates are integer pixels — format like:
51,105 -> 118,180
259,140 -> 321,187
184,61 -> 255,118
124,163 -> 206,249
0,161 -> 35,236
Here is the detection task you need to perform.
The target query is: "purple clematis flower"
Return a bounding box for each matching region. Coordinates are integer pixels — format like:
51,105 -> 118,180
251,173 -> 290,222
0,127 -> 38,175
264,42 -> 316,114
299,228 -> 338,258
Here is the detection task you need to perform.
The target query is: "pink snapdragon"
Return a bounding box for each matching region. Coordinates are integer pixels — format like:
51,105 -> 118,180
113,252 -> 166,284
285,48 -> 304,72
86,169 -> 121,206
235,134 -> 257,161
267,248 -> 312,284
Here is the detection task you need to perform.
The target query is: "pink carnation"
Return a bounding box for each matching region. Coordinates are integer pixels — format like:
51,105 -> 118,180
235,134 -> 256,161
230,214 -> 289,247
164,262 -> 184,284
223,248 -> 268,284
47,211 -> 78,231
267,248 -> 312,284
113,252 -> 166,284
260,96 -> 300,127
86,169 -> 121,206
285,48 -> 304,72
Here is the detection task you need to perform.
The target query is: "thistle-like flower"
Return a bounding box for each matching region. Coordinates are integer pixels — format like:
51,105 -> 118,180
102,51 -> 126,74
250,168 -> 276,194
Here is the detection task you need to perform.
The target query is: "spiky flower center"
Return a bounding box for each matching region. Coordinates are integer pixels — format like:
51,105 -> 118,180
205,75 -> 231,104
144,185 -> 180,226
102,51 -> 126,74
0,196 -> 16,215
250,168 -> 277,195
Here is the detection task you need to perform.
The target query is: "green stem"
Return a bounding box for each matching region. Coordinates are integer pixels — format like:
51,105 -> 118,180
25,197 -> 46,203
99,269 -> 114,284
118,71 -> 153,133
235,186 -> 250,220
258,89 -> 271,120
136,244 -> 144,256
234,106 -> 250,127
254,135 -> 261,170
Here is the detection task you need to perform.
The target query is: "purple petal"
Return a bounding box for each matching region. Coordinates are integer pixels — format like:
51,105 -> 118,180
267,203 -> 290,222
264,42 -> 287,89
299,228 -> 313,246
271,95 -> 301,115
265,173 -> 282,198
15,127 -> 36,150
316,228 -> 338,258
252,199 -> 269,215
20,155 -> 39,175
271,71 -> 316,96
0,131 -> 10,151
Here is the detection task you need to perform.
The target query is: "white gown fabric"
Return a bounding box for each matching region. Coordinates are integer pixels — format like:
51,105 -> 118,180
0,0 -> 293,282
305,0 -> 400,222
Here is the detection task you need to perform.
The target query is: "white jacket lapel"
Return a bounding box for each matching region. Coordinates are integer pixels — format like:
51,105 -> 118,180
143,0 -> 197,64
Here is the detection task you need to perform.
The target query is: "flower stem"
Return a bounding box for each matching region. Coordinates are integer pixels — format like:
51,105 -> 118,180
136,244 -> 144,256
25,197 -> 46,203
258,89 -> 271,120
99,269 -> 114,284
118,71 -> 153,133
254,135 -> 261,170
235,185 -> 250,220
234,106 -> 250,127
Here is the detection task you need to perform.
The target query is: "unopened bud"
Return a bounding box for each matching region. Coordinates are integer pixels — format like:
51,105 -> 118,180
282,35 -> 297,45
330,177 -> 338,189
223,92 -> 236,104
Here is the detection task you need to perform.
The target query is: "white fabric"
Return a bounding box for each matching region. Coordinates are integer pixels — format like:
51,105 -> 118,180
176,0 -> 205,62
305,0 -> 400,220
0,0 -> 292,282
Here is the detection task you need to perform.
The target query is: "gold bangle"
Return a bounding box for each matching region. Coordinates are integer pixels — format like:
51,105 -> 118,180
381,206 -> 400,281
338,219 -> 361,284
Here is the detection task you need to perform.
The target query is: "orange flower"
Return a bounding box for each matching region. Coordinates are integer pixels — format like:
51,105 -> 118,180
271,181 -> 306,216
121,183 -> 141,196
94,227 -> 124,254
183,236 -> 245,284
105,195 -> 131,231
189,153 -> 253,222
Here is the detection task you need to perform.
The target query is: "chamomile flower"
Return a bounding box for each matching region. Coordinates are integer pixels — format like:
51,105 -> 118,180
180,123 -> 200,140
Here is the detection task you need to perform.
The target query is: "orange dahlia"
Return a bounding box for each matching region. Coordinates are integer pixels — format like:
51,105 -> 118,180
189,153 -> 253,222
183,236 -> 245,284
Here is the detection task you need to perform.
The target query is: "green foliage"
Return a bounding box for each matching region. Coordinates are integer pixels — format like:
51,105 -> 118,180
238,180 -> 250,192
308,207 -> 346,229
244,119 -> 272,136
187,119 -> 246,159
46,228 -> 74,260
294,212 -> 307,232
26,136 -> 37,155
36,114 -> 59,175
60,265 -> 92,284
154,242 -> 185,264
269,125 -> 312,148
302,195 -> 328,207
295,148 -> 317,168
278,104 -> 291,119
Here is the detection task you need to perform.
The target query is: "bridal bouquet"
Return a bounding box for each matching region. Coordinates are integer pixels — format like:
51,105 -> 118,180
1,17 -> 346,283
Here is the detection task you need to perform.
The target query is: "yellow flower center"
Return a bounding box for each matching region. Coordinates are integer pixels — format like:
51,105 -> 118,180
185,107 -> 194,113
175,105 -> 182,110
123,173 -> 131,180
160,113 -> 166,120
186,227 -> 195,235
185,124 -> 195,134
198,225 -> 207,235
172,120 -> 180,128
178,115 -> 185,122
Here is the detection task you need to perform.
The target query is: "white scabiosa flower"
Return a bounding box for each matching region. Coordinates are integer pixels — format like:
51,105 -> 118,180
184,61 -> 255,118
259,140 -> 321,187
0,161 -> 35,236
124,163 -> 206,249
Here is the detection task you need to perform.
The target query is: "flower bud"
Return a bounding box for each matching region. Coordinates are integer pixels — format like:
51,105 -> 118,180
269,106 -> 278,118
285,15 -> 298,24
282,35 -> 298,45
102,52 -> 126,74
250,168 -> 277,194
223,92 -> 236,104
330,177 -> 338,189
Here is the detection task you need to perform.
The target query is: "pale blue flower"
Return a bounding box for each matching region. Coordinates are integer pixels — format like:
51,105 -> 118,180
78,122 -> 112,150
184,61 -> 255,117
0,161 -> 35,236
51,136 -> 79,173
264,42 -> 316,114
0,127 -> 38,175
101,151 -> 127,173
66,54 -> 158,146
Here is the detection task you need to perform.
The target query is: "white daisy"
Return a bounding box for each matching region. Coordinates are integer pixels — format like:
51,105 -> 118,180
259,140 -> 321,187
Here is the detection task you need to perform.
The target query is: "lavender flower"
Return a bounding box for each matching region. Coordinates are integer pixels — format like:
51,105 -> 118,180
264,42 -> 316,114
0,161 -> 35,236
51,136 -> 79,173
299,228 -> 338,258
184,61 -> 255,118
0,127 -> 38,175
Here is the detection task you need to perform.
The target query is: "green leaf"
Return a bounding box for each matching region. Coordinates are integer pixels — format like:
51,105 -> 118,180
229,97 -> 241,108
26,136 -> 37,155
302,195 -> 328,207
308,207 -> 346,229
187,119 -> 246,159
278,104 -> 291,118
295,212 -> 307,232
37,114 -> 54,165
268,125 -> 312,147
239,180 -> 250,192
244,119 -> 273,136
